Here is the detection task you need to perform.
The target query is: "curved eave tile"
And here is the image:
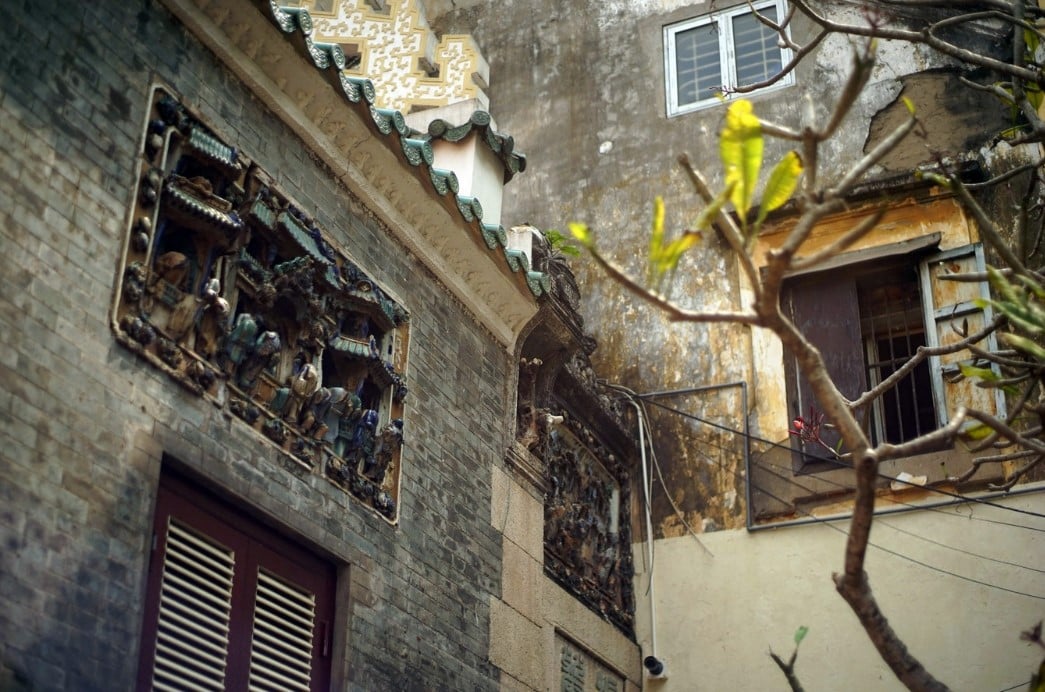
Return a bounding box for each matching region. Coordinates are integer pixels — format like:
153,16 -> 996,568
266,2 -> 545,299
425,111 -> 527,182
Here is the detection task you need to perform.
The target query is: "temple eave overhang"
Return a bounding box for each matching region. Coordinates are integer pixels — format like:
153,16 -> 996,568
160,0 -> 541,347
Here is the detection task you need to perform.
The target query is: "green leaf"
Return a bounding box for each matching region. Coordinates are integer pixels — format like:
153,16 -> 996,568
690,182 -> 735,233
794,626 -> 809,646
1001,332 -> 1045,361
755,151 -> 803,230
1013,272 -> 1045,301
1024,27 -> 1041,58
720,99 -> 763,224
958,363 -> 999,382
915,171 -> 952,189
658,232 -> 702,275
543,229 -> 581,257
960,422 -> 993,441
568,221 -> 594,249
648,196 -> 667,285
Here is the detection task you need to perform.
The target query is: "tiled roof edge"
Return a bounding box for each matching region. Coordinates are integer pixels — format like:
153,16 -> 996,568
266,2 -> 545,299
423,111 -> 527,182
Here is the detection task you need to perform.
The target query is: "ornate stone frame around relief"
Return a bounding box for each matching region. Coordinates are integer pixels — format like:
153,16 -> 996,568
540,411 -> 635,636
112,86 -> 408,522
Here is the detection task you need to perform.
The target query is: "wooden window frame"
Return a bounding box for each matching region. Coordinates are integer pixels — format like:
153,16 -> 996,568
137,472 -> 336,691
782,242 -> 1003,474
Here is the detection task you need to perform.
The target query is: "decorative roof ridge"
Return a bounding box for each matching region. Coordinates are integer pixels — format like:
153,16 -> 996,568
419,110 -> 527,183
266,2 -> 546,298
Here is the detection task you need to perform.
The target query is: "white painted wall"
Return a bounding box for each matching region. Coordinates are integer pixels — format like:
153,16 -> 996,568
633,487 -> 1045,691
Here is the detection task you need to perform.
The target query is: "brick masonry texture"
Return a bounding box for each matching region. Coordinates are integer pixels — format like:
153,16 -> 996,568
0,0 -> 513,689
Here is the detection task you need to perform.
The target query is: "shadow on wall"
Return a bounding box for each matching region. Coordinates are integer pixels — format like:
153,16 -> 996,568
0,465 -> 154,691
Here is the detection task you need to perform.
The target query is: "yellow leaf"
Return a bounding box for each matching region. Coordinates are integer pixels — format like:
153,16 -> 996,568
755,151 -> 803,230
720,99 -> 763,223
959,422 -> 993,441
648,196 -> 666,283
660,231 -> 702,272
568,221 -> 593,248
691,183 -> 735,233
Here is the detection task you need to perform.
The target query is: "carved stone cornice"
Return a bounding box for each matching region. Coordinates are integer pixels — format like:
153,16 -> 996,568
160,0 -> 540,347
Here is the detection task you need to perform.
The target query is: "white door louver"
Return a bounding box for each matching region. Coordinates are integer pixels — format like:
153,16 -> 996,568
152,519 -> 235,691
248,569 -> 317,691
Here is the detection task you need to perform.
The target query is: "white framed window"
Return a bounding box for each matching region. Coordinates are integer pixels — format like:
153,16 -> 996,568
664,0 -> 794,116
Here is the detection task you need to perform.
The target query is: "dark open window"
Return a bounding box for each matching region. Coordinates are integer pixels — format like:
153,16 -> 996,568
137,473 -> 336,691
783,258 -> 938,471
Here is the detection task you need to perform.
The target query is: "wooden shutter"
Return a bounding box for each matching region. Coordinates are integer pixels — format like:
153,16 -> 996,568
248,570 -> 317,691
919,243 -> 1006,425
138,472 -> 336,692
783,273 -> 866,469
151,520 -> 235,690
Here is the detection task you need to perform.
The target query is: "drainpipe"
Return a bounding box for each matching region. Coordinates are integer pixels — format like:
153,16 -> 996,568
610,390 -> 665,681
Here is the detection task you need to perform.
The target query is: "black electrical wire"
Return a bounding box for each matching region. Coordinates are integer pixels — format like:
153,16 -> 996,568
680,430 -> 1045,600
640,395 -> 1045,534
617,393 -> 1045,600
638,395 -> 1045,522
753,462 -> 1045,594
740,446 -> 1045,573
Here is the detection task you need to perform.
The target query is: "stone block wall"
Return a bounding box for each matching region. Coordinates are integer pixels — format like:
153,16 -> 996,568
0,0 -> 511,688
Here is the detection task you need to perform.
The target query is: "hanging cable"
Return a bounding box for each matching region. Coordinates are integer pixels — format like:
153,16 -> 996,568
646,394 -> 1045,535
749,457 -> 1045,600
603,384 -> 1045,598
638,395 -> 1045,522
604,381 -> 713,556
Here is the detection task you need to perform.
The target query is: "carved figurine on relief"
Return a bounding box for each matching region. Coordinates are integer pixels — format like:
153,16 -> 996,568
269,362 -> 321,425
221,311 -> 281,392
320,387 -> 363,455
365,418 -> 403,484
346,409 -> 380,475
194,276 -> 231,359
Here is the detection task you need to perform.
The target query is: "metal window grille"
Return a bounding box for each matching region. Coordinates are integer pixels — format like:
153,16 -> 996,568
665,0 -> 792,115
858,266 -> 937,444
731,6 -> 781,85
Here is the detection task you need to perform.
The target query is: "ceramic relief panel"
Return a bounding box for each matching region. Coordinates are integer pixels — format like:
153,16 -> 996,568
114,87 -> 408,522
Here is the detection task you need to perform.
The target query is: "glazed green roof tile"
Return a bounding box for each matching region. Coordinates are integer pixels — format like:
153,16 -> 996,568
163,178 -> 245,236
264,2 -> 546,299
429,168 -> 459,196
526,271 -> 550,297
425,111 -> 526,182
248,196 -> 277,230
479,222 -> 506,250
277,210 -> 328,264
187,125 -> 240,173
456,195 -> 482,223
504,249 -> 530,274
329,335 -> 373,358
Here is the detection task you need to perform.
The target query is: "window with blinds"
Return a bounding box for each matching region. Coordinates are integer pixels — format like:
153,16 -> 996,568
137,473 -> 336,691
664,0 -> 794,116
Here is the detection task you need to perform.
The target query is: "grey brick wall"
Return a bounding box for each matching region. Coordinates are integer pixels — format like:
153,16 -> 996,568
0,1 -> 511,689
